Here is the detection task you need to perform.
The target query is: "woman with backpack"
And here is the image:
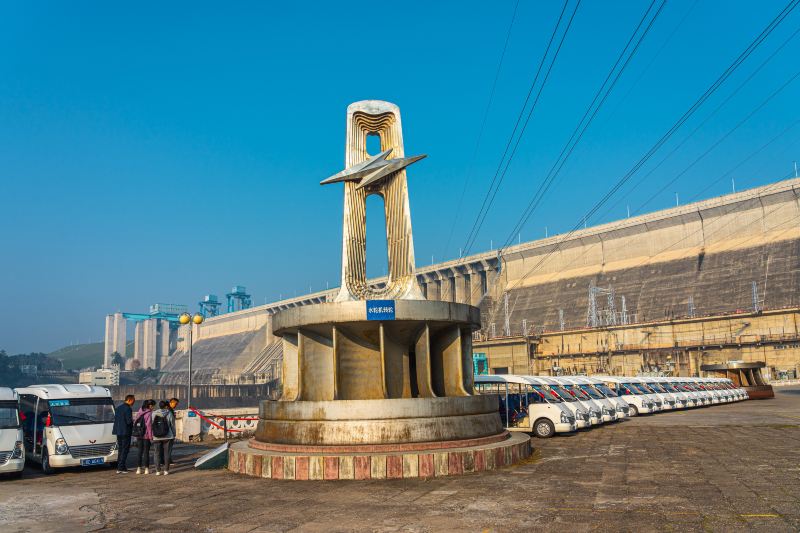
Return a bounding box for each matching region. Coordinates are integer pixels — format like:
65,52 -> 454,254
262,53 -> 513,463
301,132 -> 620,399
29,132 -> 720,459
133,399 -> 155,474
151,400 -> 176,475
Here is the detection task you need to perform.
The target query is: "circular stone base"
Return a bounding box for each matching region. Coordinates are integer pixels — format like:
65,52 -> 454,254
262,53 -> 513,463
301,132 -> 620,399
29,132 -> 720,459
228,432 -> 531,480
256,396 -> 503,446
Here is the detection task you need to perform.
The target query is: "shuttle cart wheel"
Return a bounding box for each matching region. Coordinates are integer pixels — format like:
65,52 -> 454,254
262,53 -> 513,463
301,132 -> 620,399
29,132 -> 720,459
41,450 -> 54,475
629,405 -> 639,417
533,418 -> 555,438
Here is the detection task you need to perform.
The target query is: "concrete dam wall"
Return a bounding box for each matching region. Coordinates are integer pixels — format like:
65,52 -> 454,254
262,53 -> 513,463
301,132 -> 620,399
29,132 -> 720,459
484,178 -> 800,334
158,178 -> 800,384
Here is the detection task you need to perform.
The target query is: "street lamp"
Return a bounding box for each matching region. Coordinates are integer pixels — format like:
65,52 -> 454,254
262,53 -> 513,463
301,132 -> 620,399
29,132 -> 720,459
179,312 -> 205,410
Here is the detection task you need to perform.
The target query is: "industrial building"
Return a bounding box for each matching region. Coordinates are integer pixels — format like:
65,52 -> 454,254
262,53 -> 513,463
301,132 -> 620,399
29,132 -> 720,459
106,177 -> 800,385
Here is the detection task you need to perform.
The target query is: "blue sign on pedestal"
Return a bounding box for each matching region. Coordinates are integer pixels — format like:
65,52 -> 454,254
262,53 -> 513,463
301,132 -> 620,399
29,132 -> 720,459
366,300 -> 395,321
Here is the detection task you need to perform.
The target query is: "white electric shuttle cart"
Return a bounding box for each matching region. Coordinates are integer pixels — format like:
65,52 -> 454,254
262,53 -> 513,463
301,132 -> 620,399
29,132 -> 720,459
474,375 -> 577,438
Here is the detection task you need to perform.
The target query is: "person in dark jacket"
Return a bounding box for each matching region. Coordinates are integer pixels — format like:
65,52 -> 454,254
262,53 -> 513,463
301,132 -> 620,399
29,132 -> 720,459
112,394 -> 135,474
161,397 -> 180,467
152,400 -> 176,475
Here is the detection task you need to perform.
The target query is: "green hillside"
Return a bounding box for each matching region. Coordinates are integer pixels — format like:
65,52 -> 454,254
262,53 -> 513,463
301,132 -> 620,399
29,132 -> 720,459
50,341 -> 134,370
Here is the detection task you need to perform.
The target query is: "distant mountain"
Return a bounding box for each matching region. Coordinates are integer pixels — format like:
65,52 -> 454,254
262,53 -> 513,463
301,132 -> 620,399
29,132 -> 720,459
49,341 -> 134,370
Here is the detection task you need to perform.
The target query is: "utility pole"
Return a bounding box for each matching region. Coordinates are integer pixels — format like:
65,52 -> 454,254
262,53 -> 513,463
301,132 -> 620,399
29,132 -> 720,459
503,292 -> 511,336
752,281 -> 760,313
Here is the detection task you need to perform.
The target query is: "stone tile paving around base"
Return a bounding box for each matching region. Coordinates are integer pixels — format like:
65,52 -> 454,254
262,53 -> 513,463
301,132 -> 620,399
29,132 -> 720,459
1,388 -> 799,532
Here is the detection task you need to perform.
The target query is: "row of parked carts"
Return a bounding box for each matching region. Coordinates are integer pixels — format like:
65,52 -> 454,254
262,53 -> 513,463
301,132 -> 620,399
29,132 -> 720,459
474,375 -> 748,438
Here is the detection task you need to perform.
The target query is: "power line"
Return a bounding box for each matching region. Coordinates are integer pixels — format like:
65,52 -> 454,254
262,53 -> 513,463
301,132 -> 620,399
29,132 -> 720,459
498,171 -> 796,328
688,120 -> 800,202
597,0 -> 700,131
633,66 -> 800,215
504,0 -> 800,294
599,24 -> 800,221
498,0 -> 667,253
460,0 -> 581,258
502,151 -> 799,298
441,0 -> 521,260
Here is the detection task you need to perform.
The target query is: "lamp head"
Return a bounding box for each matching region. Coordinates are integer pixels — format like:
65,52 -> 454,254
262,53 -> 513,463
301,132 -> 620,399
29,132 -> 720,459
192,313 -> 204,325
178,313 -> 191,325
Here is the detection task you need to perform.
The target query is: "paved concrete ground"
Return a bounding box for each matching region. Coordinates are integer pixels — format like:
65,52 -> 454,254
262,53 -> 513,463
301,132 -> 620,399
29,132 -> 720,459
2,388 -> 799,532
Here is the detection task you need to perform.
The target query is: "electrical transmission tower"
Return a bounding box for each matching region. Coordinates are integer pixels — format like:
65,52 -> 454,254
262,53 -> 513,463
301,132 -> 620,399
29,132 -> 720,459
586,281 -> 629,327
752,281 -> 761,312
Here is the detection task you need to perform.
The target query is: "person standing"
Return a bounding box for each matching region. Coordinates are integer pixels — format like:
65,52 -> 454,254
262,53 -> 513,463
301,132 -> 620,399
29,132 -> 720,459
151,400 -> 176,475
112,394 -> 135,474
163,397 -> 180,468
133,400 -> 155,474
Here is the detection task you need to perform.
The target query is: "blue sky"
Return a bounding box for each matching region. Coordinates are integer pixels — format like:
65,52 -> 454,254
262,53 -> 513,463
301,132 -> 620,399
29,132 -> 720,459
1,1 -> 799,353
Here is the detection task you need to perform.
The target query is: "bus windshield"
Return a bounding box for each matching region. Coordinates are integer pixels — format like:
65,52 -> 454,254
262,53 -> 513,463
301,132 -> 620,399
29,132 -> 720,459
531,385 -> 561,402
48,398 -> 115,426
552,386 -> 577,402
647,383 -> 666,393
579,385 -> 604,399
570,387 -> 592,401
595,384 -> 618,397
0,401 -> 20,429
621,383 -> 643,394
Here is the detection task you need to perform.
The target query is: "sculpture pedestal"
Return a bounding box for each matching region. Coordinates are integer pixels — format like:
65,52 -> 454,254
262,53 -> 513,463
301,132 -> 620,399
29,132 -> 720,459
228,299 -> 532,479
255,396 -> 503,445
228,432 -> 531,480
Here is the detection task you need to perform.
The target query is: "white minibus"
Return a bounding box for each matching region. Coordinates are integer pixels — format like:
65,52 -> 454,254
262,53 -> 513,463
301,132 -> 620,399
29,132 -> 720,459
526,377 -> 592,429
595,377 -> 656,416
474,375 -> 577,438
687,378 -> 720,404
573,376 -> 628,420
583,377 -> 630,418
682,380 -> 712,405
0,388 -> 24,478
629,378 -> 665,411
16,384 -> 118,474
654,378 -> 693,408
717,378 -> 746,400
641,379 -> 679,410
711,379 -> 738,402
540,377 -> 602,426
559,377 -> 617,422
674,380 -> 707,406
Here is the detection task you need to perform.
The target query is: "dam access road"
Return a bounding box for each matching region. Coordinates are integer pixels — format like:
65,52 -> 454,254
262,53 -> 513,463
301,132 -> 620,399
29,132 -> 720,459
1,387 -> 799,532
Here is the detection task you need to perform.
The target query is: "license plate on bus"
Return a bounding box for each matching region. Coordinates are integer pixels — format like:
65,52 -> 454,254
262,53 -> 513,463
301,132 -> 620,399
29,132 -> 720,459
81,458 -> 105,466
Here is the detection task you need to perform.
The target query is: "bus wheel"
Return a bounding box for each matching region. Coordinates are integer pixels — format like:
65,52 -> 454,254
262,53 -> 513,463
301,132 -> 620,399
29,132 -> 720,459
41,450 -> 54,475
533,419 -> 555,438
629,405 -> 639,417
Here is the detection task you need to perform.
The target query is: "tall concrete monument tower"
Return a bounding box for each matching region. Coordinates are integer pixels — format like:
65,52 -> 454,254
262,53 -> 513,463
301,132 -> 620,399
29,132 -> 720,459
323,100 -> 425,302
229,101 -> 530,480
